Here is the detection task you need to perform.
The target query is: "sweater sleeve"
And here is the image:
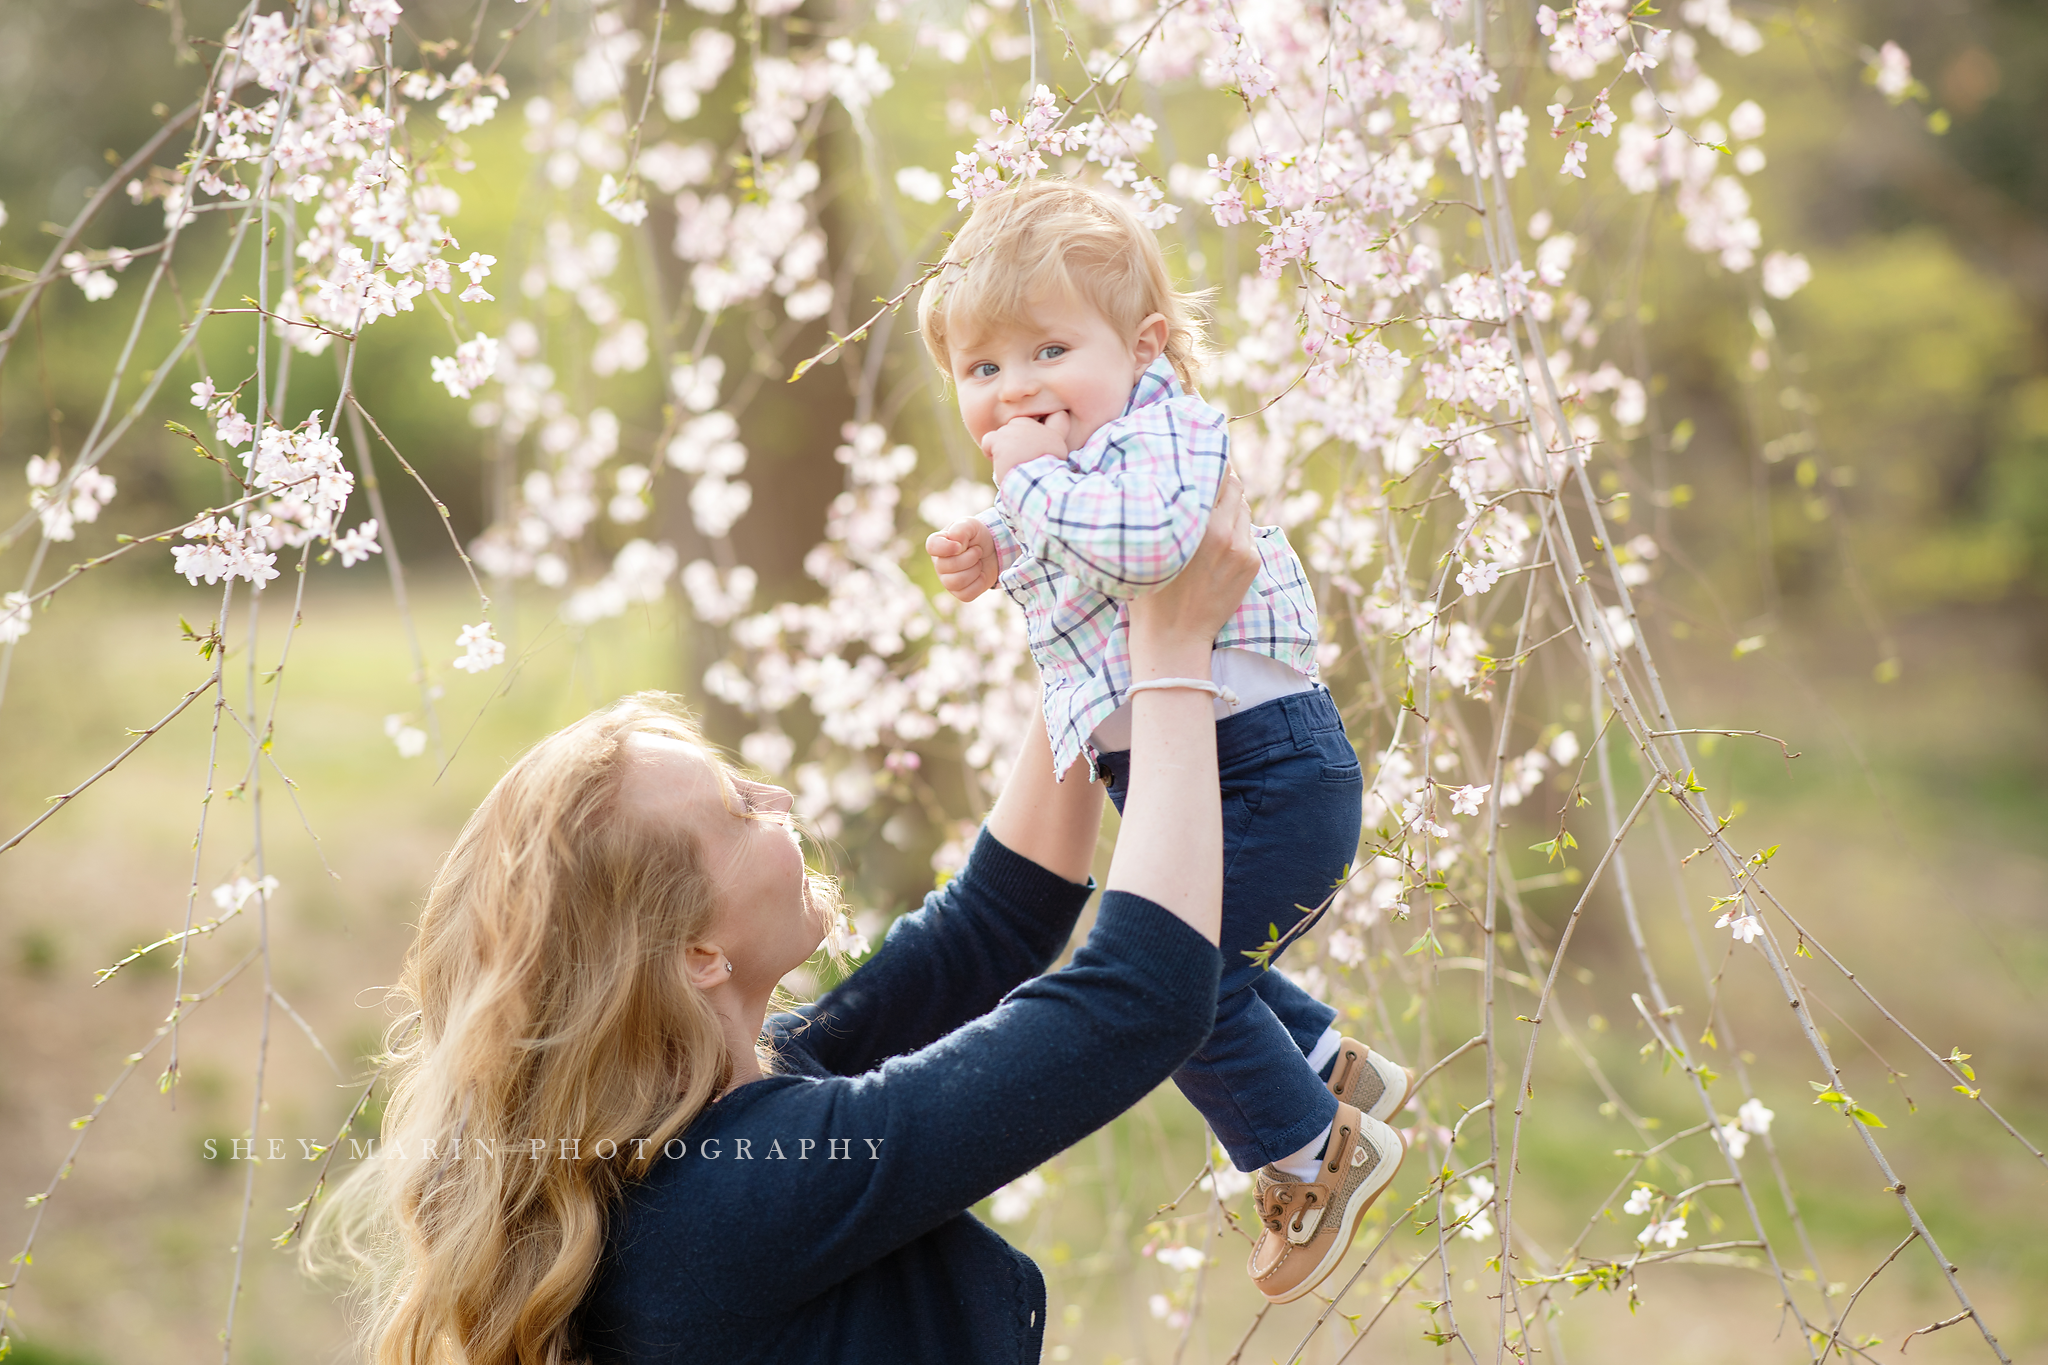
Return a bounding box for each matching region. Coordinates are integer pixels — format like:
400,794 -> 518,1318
779,825 -> 1094,1077
993,395 -> 1229,598
697,890 -> 1220,1308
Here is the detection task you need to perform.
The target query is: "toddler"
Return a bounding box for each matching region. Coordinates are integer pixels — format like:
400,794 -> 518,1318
918,177 -> 1413,1303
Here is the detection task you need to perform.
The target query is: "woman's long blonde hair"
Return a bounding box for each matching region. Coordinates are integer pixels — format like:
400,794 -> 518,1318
304,694 -> 746,1364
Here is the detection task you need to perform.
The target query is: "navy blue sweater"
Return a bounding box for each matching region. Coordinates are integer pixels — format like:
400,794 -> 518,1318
574,827 -> 1220,1364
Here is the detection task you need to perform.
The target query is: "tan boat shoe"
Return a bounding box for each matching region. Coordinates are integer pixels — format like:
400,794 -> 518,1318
1325,1036 -> 1415,1124
1247,1102 -> 1407,1304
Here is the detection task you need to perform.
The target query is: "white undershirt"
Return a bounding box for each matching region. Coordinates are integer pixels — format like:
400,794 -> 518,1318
1088,647 -> 1315,754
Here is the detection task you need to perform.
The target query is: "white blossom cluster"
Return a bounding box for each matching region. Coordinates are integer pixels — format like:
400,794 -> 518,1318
24,456 -> 115,543
463,0 -> 845,638
1450,1175 -> 1497,1241
167,408 -> 379,588
114,3 -> 503,364
37,1 -> 516,670
700,423 -> 1037,849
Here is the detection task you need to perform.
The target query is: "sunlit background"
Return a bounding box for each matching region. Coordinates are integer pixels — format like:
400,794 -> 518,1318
1,1 -> 2045,1361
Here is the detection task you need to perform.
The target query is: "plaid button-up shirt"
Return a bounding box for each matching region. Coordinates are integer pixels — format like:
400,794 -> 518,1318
977,358 -> 1320,779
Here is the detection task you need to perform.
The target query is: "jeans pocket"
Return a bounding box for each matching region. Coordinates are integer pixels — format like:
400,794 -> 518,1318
1315,730 -> 1363,784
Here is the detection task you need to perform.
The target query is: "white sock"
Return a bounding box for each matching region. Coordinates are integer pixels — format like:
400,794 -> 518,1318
1304,1027 -> 1342,1079
1274,1120 -> 1334,1183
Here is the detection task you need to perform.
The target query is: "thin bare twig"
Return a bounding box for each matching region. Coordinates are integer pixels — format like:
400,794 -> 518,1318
788,260 -> 951,384
0,949 -> 258,1307
348,396 -> 490,607
0,679 -> 215,856
1821,1230 -> 1917,1360
1900,1310 -> 1975,1352
1646,727 -> 1802,768
274,1063 -> 387,1250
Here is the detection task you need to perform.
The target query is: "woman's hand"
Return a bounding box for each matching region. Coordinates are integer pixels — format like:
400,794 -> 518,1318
1127,468 -> 1258,681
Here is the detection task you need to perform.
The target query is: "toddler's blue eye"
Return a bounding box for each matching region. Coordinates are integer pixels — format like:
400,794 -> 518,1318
1037,345 -> 1067,360
971,362 -> 999,378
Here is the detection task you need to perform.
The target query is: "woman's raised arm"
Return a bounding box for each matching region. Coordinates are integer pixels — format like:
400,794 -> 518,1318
984,708 -> 1104,885
1104,470 -> 1258,946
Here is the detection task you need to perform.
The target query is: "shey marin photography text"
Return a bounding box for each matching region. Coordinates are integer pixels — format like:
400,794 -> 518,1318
201,1135 -> 889,1163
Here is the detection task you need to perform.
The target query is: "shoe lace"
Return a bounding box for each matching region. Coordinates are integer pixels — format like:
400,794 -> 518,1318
1257,1176 -> 1327,1234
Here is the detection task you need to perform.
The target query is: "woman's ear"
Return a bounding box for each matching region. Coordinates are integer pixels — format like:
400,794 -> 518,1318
1131,312 -> 1170,375
684,943 -> 731,991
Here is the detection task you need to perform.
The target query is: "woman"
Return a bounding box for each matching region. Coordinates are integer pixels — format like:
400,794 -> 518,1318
306,478 -> 1261,1364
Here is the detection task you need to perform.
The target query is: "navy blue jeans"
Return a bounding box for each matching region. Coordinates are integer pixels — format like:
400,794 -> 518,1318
1096,686 -> 1362,1171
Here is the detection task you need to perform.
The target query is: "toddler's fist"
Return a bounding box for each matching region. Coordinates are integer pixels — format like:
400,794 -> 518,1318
982,412 -> 1072,486
925,517 -> 999,603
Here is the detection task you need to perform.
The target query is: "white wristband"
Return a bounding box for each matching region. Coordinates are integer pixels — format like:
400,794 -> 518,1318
1124,676 -> 1242,709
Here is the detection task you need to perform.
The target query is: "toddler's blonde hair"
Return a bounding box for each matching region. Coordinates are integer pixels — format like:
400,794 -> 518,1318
919,176 -> 1212,391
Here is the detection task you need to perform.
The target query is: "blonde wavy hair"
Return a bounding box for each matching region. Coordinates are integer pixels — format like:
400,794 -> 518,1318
918,176 -> 1214,391
303,693 -> 819,1364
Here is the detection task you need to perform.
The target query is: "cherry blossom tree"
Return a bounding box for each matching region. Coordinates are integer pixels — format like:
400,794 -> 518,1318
0,1 -> 2029,1360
